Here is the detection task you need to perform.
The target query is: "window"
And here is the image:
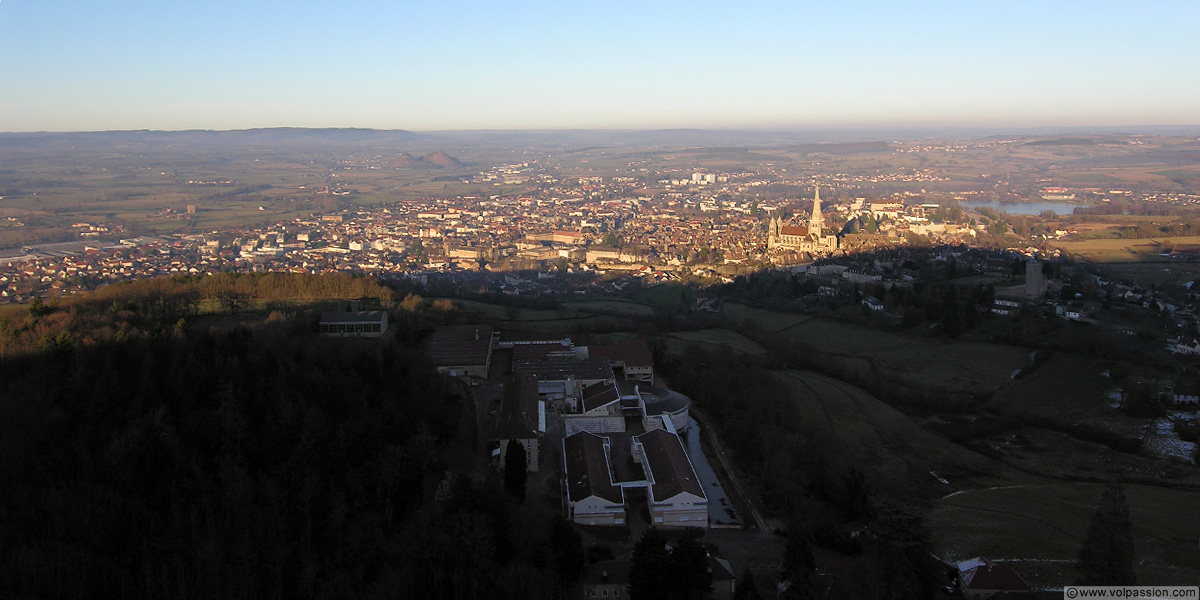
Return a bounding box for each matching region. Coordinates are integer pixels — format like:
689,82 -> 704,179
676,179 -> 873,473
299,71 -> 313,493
602,592 -> 608,597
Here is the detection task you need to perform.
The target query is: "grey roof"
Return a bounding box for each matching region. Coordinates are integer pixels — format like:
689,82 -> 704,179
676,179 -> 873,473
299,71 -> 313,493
493,373 -> 539,441
512,342 -> 577,363
589,338 -> 654,368
498,331 -> 573,345
581,381 -> 620,414
636,428 -> 706,502
320,310 -> 387,323
563,431 -> 623,504
425,324 -> 493,368
512,357 -> 614,382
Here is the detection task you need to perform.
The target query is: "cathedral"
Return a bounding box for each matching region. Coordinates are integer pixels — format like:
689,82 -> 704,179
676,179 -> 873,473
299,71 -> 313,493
767,184 -> 839,254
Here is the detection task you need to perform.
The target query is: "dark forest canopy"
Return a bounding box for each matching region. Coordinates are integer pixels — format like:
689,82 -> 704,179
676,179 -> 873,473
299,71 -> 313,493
0,273 -> 588,599
0,322 -> 460,598
0,272 -> 396,356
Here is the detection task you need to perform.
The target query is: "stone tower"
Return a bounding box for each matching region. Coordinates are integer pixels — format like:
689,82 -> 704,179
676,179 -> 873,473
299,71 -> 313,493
1026,257 -> 1046,300
810,184 -> 823,238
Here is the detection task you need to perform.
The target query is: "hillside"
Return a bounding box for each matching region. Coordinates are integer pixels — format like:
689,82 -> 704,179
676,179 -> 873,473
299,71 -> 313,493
389,150 -> 466,169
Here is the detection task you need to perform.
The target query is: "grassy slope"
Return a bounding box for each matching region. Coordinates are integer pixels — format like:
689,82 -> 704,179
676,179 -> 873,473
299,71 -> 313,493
991,354 -> 1117,417
662,329 -> 767,357
931,483 -> 1200,585
727,302 -> 1030,394
720,303 -> 1199,586
772,369 -> 998,491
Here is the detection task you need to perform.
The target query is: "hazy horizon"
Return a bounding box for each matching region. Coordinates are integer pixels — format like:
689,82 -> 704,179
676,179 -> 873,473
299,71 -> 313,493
2,0 -> 1200,133
2,1 -> 1198,133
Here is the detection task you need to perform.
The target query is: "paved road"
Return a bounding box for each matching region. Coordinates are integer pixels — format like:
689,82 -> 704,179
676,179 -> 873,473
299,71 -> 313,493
704,528 -> 786,579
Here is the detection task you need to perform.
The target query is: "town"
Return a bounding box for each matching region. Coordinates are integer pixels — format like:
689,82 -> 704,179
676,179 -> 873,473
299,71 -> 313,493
3,132 -> 1200,598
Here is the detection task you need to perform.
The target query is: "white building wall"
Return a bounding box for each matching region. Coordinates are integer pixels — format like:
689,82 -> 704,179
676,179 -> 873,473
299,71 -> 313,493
569,495 -> 626,526
649,492 -> 708,527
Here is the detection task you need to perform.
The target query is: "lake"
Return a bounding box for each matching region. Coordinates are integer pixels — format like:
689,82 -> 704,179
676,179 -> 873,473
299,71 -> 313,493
960,200 -> 1084,216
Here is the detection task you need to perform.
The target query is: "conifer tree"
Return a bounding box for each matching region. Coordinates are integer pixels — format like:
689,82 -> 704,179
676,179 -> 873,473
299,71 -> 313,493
1076,484 -> 1137,585
630,527 -> 671,600
503,439 -> 527,502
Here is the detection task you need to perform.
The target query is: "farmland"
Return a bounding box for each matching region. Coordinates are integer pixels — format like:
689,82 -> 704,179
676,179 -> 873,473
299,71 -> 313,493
705,301 -> 1200,587
726,303 -> 1031,394
1053,236 -> 1200,262
772,370 -> 998,491
931,483 -> 1200,585
990,354 -> 1116,417
663,329 -> 767,357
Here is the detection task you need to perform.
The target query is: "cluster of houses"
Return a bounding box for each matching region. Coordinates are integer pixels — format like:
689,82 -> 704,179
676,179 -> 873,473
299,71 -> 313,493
421,325 -> 708,530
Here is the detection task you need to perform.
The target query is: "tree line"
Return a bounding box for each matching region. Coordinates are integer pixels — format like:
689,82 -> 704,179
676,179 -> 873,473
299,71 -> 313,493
0,277 -> 592,599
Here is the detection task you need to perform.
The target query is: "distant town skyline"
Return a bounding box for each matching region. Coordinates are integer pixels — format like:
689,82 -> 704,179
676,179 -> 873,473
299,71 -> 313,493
1,0 -> 1198,132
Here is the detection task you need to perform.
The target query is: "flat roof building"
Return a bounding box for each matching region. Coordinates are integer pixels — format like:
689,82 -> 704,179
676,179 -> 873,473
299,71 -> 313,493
319,311 -> 388,338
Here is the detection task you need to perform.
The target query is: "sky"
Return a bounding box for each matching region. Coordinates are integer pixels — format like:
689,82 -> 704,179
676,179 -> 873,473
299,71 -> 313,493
0,0 -> 1197,132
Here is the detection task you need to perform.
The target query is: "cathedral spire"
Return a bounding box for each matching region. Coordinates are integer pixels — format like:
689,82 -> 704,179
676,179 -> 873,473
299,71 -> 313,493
810,183 -> 823,237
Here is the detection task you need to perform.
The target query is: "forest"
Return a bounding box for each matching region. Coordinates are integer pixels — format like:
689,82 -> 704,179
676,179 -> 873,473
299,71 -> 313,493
0,274 -> 586,600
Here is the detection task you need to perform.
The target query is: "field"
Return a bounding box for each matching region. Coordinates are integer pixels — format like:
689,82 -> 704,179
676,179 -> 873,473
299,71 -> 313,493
662,329 -> 767,357
1053,236 -> 1200,262
723,302 -> 810,332
449,298 -> 637,332
990,354 -> 1116,417
560,298 -> 657,318
631,283 -> 695,310
963,426 -> 1200,486
717,303 -> 1200,586
930,483 -> 1200,586
748,312 -> 1031,394
1094,261 -> 1200,289
772,370 -> 998,490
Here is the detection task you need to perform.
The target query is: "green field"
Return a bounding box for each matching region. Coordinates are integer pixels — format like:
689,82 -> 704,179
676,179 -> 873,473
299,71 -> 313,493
963,425 -> 1200,486
931,483 -> 1200,586
1096,262 -> 1200,289
450,298 -> 587,321
631,283 -> 695,310
773,370 -> 998,491
991,354 -> 1116,416
663,329 -> 767,357
723,302 -> 810,332
560,299 -> 657,318
449,298 -> 637,333
1053,236 -> 1200,262
776,316 -> 1030,394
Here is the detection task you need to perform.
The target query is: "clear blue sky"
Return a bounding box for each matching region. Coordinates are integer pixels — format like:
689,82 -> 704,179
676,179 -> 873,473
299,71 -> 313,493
1,0 -> 1197,132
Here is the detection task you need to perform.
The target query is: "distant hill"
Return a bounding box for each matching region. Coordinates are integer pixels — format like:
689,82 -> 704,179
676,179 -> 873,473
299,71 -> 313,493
784,141 -> 891,155
389,150 -> 465,169
0,127 -> 427,153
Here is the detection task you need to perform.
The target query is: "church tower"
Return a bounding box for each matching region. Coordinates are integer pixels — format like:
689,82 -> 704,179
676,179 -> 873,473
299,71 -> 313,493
810,184 -> 823,238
